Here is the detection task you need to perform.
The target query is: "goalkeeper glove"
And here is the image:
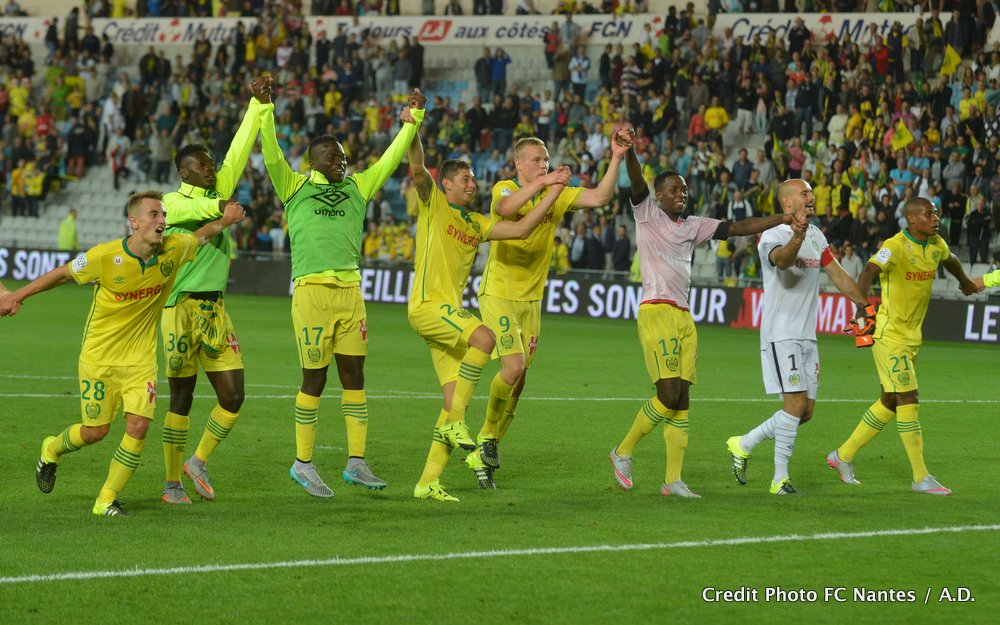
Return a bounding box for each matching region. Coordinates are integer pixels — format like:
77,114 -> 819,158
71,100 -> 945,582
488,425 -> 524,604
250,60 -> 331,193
844,304 -> 877,348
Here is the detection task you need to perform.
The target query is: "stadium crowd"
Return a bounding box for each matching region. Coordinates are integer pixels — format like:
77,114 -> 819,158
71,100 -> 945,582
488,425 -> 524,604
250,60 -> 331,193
1,0 -> 998,279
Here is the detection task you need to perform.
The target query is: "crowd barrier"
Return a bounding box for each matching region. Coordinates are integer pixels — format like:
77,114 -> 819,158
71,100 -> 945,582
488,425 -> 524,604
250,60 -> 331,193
3,246 -> 992,344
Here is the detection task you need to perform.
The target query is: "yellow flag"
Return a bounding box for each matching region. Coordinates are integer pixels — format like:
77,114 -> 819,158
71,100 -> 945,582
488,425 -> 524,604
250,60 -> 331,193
891,120 -> 913,152
940,44 -> 961,76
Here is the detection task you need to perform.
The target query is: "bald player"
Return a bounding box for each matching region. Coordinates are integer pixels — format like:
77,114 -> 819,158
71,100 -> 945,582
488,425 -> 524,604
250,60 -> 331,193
725,179 -> 870,495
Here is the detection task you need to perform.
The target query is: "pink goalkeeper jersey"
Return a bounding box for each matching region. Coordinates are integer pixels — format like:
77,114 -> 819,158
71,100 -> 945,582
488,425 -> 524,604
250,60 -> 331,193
634,193 -> 721,309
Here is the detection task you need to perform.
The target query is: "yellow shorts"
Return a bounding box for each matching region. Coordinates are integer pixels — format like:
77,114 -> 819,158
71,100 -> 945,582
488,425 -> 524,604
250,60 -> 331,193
161,296 -> 243,378
872,339 -> 919,393
637,303 -> 698,384
478,294 -> 540,366
78,359 -> 158,425
292,282 -> 367,369
409,301 -> 486,386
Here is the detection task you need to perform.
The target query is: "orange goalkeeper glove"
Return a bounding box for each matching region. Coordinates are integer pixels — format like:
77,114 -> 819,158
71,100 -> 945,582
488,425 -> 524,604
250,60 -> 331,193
844,304 -> 877,348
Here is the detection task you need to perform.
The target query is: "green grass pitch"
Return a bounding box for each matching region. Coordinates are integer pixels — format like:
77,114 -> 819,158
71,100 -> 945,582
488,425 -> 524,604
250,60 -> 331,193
0,284 -> 996,624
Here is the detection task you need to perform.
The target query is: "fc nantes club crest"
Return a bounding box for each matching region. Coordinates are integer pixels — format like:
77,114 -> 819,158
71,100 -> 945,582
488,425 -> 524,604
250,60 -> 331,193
160,259 -> 175,277
898,371 -> 911,385
307,348 -> 322,363
85,402 -> 101,421
500,334 -> 514,349
169,355 -> 183,371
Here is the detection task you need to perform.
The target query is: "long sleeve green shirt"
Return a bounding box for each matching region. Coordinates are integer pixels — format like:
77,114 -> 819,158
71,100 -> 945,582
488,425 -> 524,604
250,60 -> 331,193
163,97 -> 262,305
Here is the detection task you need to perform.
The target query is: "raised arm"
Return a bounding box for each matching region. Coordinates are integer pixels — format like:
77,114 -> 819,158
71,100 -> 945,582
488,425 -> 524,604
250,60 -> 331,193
623,136 -> 647,200
573,128 -> 631,209
353,89 -> 426,202
407,131 -> 433,203
488,184 -> 565,241
215,84 -> 263,197
941,252 -> 978,295
495,167 -> 570,217
255,77 -> 304,203
193,202 -> 246,246
0,265 -> 73,317
728,211 -> 796,237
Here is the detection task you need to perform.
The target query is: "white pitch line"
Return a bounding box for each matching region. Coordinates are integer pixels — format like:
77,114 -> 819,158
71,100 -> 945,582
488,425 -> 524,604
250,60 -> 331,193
2,524 -> 997,586
0,392 -> 997,404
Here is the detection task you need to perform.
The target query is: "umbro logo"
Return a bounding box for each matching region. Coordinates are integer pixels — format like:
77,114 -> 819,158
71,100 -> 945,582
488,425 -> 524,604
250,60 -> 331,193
313,188 -> 350,217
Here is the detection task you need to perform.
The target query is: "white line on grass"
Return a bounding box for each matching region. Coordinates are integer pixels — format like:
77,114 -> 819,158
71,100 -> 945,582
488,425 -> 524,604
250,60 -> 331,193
3,375 -> 996,404
0,391 -> 997,404
2,524 -> 997,586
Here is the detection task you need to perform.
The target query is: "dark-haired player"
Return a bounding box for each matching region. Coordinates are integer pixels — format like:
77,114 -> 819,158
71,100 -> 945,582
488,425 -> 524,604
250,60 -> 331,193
256,76 -> 424,497
158,81 -> 266,505
610,129 -> 804,498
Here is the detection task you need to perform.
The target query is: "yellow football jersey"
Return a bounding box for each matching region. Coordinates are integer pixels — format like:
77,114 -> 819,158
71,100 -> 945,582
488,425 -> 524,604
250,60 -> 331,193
869,230 -> 950,345
410,185 -> 495,308
71,234 -> 199,366
478,179 -> 583,301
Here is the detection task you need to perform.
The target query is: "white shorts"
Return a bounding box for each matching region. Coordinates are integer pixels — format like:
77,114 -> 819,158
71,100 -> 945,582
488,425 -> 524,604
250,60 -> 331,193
761,339 -> 819,399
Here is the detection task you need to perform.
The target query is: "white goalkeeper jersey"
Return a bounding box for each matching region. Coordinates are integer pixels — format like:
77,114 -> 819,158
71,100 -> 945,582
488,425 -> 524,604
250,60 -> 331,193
757,223 -> 834,347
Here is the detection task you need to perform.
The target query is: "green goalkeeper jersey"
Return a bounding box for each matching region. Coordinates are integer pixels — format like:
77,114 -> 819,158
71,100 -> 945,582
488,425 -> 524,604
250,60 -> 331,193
258,102 -> 424,282
163,97 -> 262,306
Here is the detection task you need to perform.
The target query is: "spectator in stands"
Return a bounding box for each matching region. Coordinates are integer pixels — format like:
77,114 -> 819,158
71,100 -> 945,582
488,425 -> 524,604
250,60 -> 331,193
561,13 -> 582,48
551,43 -> 571,105
966,196 -> 992,265
474,47 -> 492,104
569,45 -> 590,98
54,207 -> 78,252
840,240 -> 864,281
4,0 -> 25,16
612,224 -> 631,273
490,48 -> 512,100
24,160 -> 43,218
942,180 -> 968,247
551,235 -> 570,276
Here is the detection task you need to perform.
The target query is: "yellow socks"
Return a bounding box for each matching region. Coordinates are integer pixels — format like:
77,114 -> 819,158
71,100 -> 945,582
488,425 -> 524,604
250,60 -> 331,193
342,389 -> 368,458
480,373 -> 514,440
497,395 -> 520,441
418,409 -> 452,488
48,423 -> 87,461
97,433 -> 146,505
193,405 -> 239,463
447,347 -> 490,424
294,391 -> 320,463
617,396 -> 668,457
162,412 -> 189,482
896,403 -> 928,483
838,400 -> 894,462
662,409 -> 689,484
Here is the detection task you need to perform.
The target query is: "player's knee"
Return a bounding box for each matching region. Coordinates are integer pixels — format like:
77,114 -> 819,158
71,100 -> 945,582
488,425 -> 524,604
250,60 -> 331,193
169,395 -> 194,415
799,410 -> 813,425
469,326 -> 496,354
301,368 -> 327,396
656,390 -> 678,409
81,424 -> 110,443
124,416 -> 151,439
339,367 -> 365,390
500,355 -> 524,385
218,387 -> 244,412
